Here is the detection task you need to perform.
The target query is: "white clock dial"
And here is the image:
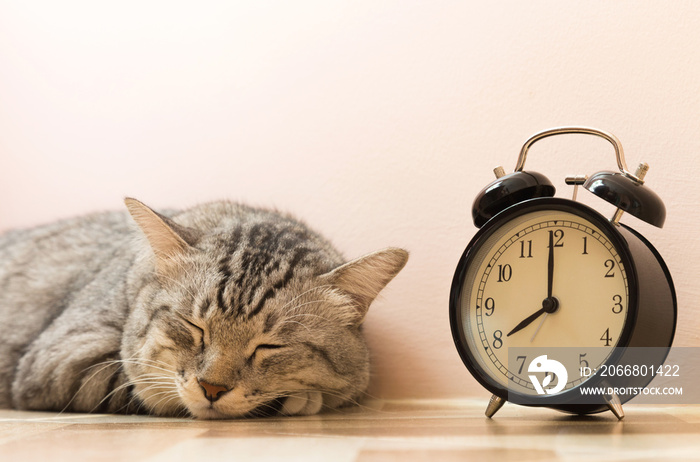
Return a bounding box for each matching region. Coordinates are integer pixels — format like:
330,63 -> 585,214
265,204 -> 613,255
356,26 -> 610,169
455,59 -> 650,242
460,209 -> 629,396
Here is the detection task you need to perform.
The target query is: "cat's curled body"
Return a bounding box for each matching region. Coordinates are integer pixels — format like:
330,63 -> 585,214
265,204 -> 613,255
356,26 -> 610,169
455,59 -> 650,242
0,199 -> 407,419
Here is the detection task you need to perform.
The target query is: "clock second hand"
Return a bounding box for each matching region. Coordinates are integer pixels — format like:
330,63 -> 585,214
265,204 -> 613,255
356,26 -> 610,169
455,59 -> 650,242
530,313 -> 548,342
507,306 -> 546,337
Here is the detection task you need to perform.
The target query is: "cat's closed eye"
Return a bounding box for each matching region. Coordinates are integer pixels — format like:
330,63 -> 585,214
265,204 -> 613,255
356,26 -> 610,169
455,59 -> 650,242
180,317 -> 206,351
249,344 -> 285,362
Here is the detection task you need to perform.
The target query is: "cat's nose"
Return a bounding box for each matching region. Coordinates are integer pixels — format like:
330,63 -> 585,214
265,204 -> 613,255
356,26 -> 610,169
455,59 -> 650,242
198,379 -> 230,402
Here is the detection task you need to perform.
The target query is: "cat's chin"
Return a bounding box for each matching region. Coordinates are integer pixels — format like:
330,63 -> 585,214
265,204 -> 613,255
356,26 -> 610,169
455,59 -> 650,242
186,401 -> 260,420
190,407 -> 236,420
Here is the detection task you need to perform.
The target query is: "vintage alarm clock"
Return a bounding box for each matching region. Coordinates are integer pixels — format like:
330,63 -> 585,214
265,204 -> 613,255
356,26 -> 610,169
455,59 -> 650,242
449,127 -> 676,419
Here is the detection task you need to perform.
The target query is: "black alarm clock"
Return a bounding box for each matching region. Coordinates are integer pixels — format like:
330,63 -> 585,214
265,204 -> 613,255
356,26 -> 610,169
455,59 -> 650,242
449,127 -> 676,419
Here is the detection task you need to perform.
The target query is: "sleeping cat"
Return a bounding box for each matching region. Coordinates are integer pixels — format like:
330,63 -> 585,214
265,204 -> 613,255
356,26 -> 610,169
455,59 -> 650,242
0,198 -> 408,419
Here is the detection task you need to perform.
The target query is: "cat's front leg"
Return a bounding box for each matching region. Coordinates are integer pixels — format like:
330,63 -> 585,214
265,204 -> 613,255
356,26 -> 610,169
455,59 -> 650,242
281,391 -> 323,416
11,313 -> 127,413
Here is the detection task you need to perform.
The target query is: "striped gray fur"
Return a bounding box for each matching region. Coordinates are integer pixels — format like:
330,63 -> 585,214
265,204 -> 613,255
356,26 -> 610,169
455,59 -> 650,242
0,199 -> 408,419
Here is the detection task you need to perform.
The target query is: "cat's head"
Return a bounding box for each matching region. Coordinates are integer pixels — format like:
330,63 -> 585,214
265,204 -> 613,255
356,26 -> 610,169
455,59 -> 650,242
120,198 -> 408,419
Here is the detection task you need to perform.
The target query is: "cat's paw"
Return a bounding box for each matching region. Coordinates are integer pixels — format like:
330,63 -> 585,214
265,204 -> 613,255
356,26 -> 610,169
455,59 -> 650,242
281,391 -> 323,416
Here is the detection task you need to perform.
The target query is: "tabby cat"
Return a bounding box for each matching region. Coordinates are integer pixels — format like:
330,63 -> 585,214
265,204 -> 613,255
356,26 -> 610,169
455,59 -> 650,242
0,198 -> 408,419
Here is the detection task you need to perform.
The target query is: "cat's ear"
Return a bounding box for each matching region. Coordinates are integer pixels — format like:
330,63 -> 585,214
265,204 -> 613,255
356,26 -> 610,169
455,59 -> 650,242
124,198 -> 199,275
320,247 -> 408,325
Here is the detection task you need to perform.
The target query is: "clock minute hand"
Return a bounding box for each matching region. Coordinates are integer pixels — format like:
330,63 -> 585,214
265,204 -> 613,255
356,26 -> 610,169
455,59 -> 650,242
547,229 -> 554,298
507,232 -> 560,338
507,306 -> 547,337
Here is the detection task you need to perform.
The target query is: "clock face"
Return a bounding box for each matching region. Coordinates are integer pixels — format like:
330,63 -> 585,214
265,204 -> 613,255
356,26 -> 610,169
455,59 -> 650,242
454,202 -> 633,398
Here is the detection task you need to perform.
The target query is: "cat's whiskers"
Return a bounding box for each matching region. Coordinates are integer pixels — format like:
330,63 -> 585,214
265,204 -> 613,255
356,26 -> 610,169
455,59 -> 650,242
84,356 -> 175,374
58,360 -> 122,415
144,387 -> 183,414
75,355 -> 181,415
127,356 -> 175,368
174,404 -> 192,419
122,380 -> 179,416
57,355 -> 164,414
86,369 -> 178,414
117,358 -> 178,376
84,357 -> 174,375
128,377 -> 178,389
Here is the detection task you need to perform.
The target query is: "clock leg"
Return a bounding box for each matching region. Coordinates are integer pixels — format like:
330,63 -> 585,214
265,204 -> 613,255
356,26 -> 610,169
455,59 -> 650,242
604,392 -> 625,420
485,395 -> 506,418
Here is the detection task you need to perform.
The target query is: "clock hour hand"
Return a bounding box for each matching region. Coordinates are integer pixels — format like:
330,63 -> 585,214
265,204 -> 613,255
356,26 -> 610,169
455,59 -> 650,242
507,298 -> 560,337
507,306 -> 546,337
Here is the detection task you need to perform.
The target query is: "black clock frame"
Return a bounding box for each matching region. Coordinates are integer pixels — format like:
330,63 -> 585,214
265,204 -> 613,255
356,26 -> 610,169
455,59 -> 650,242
449,197 -> 677,414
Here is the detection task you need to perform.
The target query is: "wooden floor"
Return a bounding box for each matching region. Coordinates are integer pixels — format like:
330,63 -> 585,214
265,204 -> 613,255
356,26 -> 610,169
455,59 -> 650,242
2,399 -> 700,461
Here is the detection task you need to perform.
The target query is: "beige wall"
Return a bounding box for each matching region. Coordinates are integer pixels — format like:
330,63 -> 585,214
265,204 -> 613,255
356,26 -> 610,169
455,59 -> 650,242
1,1 -> 699,401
